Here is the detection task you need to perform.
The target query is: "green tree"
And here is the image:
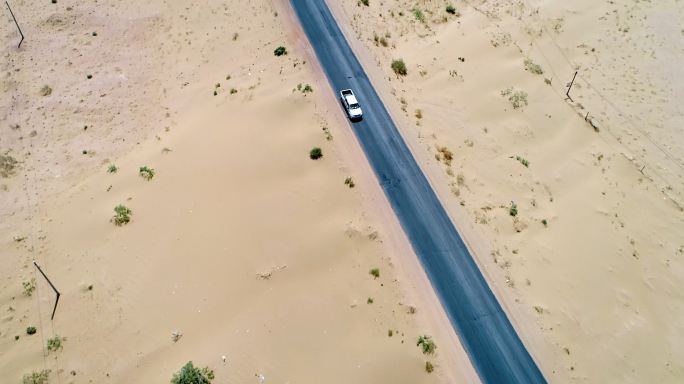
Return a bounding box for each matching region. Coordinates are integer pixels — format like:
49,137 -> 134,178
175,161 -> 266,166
171,361 -> 215,384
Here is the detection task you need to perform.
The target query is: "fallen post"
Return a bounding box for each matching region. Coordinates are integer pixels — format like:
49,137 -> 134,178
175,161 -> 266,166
33,261 -> 61,320
5,1 -> 24,48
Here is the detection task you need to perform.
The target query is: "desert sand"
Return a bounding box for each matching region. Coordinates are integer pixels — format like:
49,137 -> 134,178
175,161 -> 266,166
331,0 -> 684,383
0,0 -> 470,383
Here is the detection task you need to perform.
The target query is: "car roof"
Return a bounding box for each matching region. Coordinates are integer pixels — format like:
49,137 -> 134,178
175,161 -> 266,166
347,95 -> 358,104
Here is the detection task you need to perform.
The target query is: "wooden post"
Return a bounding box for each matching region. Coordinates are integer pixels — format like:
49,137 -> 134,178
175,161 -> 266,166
5,1 -> 25,48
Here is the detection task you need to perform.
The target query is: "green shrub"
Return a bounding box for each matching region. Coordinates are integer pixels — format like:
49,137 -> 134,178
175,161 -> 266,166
23,278 -> 36,296
388,329 -> 393,337
367,297 -> 374,304
359,0 -> 369,5
417,335 -> 436,355
171,361 -> 215,384
391,59 -> 407,76
139,166 -> 155,180
446,5 -> 458,15
230,88 -> 238,94
107,164 -> 118,173
302,84 -> 313,93
509,202 -> 518,217
26,326 -> 37,335
541,219 -> 548,227
369,268 -> 380,279
515,156 -> 530,167
112,205 -> 132,226
309,147 -> 323,160
274,46 -> 287,56
22,369 -> 50,384
47,335 -> 63,352
344,177 -> 355,188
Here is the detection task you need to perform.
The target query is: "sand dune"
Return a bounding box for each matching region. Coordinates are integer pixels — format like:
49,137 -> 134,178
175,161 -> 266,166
0,0 -> 462,382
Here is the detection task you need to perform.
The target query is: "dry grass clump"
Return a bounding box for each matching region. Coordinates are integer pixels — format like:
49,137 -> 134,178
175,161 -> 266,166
412,8 -> 426,23
373,32 -> 389,47
524,59 -> 544,75
501,88 -> 528,109
0,153 -> 19,177
425,361 -> 435,373
22,370 -> 50,384
435,146 -> 454,166
39,85 -> 52,96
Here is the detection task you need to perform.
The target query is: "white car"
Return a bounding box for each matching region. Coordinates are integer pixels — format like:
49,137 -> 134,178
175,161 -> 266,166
340,89 -> 363,120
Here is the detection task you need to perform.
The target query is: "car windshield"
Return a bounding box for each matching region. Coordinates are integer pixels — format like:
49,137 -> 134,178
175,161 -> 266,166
349,103 -> 359,109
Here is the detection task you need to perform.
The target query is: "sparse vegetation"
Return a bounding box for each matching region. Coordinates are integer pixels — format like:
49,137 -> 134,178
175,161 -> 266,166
273,46 -> 288,56
373,33 -> 389,47
501,88 -> 528,109
541,219 -> 548,227
388,329 -> 394,337
417,335 -> 437,355
425,361 -> 435,373
112,205 -> 132,226
22,369 -> 50,384
139,166 -> 155,180
309,147 -> 323,160
359,0 -> 369,6
391,59 -> 408,76
232,32 -> 239,41
107,164 -> 118,173
509,202 -> 518,217
23,278 -> 36,297
515,156 -> 530,167
47,335 -> 63,352
415,109 -> 423,119
412,8 -> 426,23
369,267 -> 380,279
344,177 -> 355,188
367,297 -> 374,304
26,326 -> 37,335
230,88 -> 238,94
171,361 -> 215,384
436,146 -> 454,166
524,59 -> 544,75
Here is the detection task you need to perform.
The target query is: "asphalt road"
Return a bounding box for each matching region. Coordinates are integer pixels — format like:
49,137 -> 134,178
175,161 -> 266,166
289,1 -> 547,383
